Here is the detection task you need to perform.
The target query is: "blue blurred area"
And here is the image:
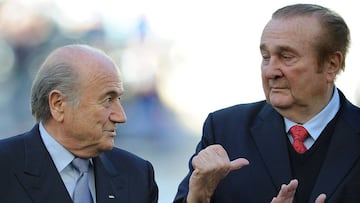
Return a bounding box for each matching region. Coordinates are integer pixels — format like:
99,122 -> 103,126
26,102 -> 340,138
0,1 -> 197,202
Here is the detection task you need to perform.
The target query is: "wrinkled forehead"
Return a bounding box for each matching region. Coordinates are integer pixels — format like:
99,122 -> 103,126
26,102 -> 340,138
264,15 -> 321,34
260,16 -> 322,49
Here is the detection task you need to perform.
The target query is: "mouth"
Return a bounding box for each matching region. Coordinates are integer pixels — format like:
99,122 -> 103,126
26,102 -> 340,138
105,130 -> 117,137
270,85 -> 288,89
270,87 -> 288,94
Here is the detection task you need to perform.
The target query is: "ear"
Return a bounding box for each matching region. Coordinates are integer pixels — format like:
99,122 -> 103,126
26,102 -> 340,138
48,90 -> 65,122
326,51 -> 343,82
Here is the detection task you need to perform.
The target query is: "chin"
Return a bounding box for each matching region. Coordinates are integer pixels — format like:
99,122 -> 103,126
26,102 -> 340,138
104,142 -> 115,150
269,99 -> 291,109
98,140 -> 115,152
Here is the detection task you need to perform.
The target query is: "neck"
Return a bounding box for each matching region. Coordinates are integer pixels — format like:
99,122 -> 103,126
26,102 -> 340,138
43,121 -> 99,158
277,87 -> 334,124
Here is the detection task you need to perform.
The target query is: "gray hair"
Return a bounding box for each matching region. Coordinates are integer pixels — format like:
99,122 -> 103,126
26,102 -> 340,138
272,4 -> 350,71
31,44 -> 99,123
31,60 -> 80,123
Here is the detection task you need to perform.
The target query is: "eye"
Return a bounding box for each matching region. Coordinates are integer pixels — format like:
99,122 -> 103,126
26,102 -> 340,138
280,53 -> 293,60
261,53 -> 270,65
105,97 -> 112,103
117,96 -> 121,103
104,96 -> 122,104
261,52 -> 270,60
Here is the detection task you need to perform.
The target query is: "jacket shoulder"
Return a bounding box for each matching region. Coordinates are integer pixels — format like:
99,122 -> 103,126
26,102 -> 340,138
210,100 -> 269,120
103,147 -> 153,168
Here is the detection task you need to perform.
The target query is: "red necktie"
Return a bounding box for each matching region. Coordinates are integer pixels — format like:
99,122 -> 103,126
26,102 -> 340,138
289,125 -> 309,154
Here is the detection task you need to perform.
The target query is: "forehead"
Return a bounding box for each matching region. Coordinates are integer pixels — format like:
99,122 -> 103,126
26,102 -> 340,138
78,54 -> 124,95
260,16 -> 321,52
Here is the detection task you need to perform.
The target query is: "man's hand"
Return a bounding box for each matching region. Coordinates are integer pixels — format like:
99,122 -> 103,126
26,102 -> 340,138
271,179 -> 326,203
271,179 -> 298,203
187,144 -> 249,203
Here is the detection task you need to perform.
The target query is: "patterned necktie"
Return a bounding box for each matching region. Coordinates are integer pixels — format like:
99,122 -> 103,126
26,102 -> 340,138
289,125 -> 309,154
72,158 -> 93,203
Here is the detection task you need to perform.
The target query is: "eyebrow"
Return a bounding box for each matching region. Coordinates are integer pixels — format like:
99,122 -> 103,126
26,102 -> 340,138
260,44 -> 267,51
104,89 -> 123,97
278,46 -> 295,53
260,44 -> 296,53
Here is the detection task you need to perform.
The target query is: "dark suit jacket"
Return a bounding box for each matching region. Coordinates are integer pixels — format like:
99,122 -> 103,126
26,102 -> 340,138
174,89 -> 360,203
0,124 -> 158,203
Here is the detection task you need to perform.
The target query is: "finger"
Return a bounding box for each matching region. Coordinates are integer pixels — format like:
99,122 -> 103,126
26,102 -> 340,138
270,197 -> 278,203
280,179 -> 298,197
230,158 -> 249,171
315,194 -> 326,203
286,179 -> 298,192
275,179 -> 298,200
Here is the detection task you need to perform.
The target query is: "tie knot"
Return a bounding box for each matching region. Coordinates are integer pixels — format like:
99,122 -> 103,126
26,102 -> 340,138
72,158 -> 90,173
290,125 -> 309,142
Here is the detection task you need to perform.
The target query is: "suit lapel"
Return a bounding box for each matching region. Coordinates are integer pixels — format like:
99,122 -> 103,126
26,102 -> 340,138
94,153 -> 128,203
251,104 -> 292,190
310,101 -> 360,202
17,126 -> 72,203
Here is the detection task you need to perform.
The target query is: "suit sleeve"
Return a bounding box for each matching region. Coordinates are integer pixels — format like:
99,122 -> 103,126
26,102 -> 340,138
173,113 -> 217,203
146,160 -> 159,203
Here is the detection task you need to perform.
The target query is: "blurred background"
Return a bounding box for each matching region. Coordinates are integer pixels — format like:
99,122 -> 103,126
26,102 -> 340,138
0,0 -> 359,202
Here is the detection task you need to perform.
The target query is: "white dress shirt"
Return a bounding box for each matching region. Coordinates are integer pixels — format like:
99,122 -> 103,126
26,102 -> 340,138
39,123 -> 96,202
284,87 -> 340,149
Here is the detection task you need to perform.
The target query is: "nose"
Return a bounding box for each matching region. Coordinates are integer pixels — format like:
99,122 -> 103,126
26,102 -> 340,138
262,57 -> 283,79
110,102 -> 127,123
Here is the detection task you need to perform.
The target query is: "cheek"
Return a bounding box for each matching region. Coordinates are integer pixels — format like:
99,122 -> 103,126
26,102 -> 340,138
93,110 -> 110,123
261,78 -> 270,94
88,111 -> 111,135
290,71 -> 317,88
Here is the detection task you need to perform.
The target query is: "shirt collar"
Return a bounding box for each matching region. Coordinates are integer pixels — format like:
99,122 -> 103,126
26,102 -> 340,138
39,122 -> 75,173
284,87 -> 340,140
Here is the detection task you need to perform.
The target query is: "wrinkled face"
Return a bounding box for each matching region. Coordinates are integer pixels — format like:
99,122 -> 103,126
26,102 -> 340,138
260,16 -> 331,113
63,55 -> 127,156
